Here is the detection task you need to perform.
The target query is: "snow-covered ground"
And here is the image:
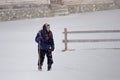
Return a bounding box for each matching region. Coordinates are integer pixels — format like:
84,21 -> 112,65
0,9 -> 120,80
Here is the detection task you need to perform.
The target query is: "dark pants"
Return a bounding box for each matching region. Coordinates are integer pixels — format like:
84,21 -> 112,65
38,48 -> 53,67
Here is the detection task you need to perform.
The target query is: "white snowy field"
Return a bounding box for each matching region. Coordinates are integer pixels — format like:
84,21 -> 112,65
0,9 -> 120,80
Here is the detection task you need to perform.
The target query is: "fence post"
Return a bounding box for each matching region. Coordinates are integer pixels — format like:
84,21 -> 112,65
64,28 -> 68,51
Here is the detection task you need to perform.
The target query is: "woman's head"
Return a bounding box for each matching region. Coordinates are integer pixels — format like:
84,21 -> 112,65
43,23 -> 50,32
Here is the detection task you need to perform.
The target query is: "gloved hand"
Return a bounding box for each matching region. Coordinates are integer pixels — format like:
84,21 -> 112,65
51,47 -> 54,51
39,37 -> 42,40
48,46 -> 54,52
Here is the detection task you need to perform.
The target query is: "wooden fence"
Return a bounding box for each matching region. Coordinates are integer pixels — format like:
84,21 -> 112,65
62,28 -> 120,51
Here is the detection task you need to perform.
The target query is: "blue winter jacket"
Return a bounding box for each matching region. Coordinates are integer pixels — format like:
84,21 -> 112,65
35,30 -> 54,50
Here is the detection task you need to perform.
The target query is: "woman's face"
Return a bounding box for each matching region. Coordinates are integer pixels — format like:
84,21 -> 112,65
46,25 -> 50,32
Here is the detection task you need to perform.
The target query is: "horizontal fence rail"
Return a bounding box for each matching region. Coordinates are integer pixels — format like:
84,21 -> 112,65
63,39 -> 120,43
62,28 -> 120,51
63,30 -> 120,34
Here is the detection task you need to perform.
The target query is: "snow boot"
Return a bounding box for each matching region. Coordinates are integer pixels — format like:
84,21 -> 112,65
47,65 -> 52,71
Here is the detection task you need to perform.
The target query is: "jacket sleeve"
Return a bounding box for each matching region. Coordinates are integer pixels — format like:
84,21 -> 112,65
35,33 -> 39,43
50,32 -> 55,50
35,31 -> 42,43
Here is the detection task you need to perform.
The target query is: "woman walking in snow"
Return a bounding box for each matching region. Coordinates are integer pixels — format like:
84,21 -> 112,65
35,23 -> 55,71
